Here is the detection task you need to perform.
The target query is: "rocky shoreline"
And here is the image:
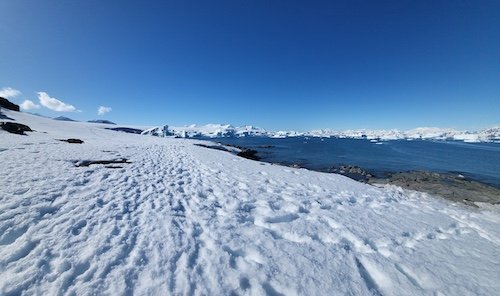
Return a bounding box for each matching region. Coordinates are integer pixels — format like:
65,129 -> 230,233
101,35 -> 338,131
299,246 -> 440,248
199,141 -> 500,206
301,164 -> 500,206
368,171 -> 500,205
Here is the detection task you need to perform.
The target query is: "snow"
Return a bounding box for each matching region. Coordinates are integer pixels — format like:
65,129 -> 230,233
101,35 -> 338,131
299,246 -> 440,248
1,109 -> 500,295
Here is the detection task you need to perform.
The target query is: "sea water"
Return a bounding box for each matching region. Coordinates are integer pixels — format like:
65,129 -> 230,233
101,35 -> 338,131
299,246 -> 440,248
212,137 -> 500,187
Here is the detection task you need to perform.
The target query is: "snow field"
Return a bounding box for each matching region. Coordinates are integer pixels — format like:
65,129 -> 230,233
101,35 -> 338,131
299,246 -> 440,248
1,110 -> 499,295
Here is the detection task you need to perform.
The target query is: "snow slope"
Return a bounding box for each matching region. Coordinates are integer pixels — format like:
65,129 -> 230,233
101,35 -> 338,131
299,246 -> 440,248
1,110 -> 500,295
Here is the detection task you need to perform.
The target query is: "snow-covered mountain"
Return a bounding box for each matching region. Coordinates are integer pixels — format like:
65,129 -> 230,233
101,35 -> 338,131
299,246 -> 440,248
142,124 -> 268,138
141,123 -> 500,143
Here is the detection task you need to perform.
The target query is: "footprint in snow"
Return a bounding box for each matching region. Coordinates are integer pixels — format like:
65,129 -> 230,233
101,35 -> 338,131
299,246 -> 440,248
71,220 -> 88,235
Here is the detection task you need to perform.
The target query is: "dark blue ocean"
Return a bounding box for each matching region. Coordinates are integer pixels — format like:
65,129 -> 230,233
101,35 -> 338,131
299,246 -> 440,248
211,137 -> 500,187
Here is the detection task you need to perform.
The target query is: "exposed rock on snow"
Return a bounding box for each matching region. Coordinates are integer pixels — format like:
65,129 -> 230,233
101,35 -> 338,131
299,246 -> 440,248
0,97 -> 20,111
0,121 -> 32,135
59,138 -> 84,144
74,158 -> 131,167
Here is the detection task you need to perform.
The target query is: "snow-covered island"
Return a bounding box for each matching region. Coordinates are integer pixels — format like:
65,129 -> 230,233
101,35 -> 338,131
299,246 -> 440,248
1,107 -> 500,295
141,124 -> 500,143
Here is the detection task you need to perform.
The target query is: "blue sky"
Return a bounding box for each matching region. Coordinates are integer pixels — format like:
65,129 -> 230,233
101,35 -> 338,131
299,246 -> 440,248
1,0 -> 499,131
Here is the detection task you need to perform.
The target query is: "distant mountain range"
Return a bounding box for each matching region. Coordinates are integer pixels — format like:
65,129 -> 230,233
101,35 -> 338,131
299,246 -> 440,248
52,117 -> 116,125
53,116 -> 77,122
141,124 -> 500,143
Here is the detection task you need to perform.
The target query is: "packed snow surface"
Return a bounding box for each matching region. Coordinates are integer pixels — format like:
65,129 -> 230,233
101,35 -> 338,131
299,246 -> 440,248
1,110 -> 500,295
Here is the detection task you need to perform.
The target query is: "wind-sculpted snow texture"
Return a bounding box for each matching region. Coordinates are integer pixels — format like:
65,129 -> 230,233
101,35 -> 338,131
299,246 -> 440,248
1,110 -> 500,295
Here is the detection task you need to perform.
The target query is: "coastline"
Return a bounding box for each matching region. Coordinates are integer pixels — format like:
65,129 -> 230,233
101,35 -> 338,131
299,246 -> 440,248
201,141 -> 500,206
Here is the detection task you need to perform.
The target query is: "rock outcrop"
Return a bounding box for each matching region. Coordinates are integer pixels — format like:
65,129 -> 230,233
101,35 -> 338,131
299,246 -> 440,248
0,122 -> 32,135
0,97 -> 20,111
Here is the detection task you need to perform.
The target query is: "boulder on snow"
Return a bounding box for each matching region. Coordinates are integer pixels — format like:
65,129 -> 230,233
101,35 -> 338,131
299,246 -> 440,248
59,138 -> 84,144
0,97 -> 20,111
237,149 -> 261,161
0,122 -> 32,135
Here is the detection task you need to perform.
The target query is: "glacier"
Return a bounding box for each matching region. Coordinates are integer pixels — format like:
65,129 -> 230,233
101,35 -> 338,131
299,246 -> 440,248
140,123 -> 500,143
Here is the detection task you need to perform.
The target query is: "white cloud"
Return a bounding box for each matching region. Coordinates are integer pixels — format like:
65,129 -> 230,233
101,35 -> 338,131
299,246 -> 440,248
98,106 -> 112,115
20,100 -> 41,110
0,87 -> 21,99
37,92 -> 77,112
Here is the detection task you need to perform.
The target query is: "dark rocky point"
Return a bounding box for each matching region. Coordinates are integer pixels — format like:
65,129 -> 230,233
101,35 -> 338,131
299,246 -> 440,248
237,149 -> 261,161
75,158 -> 131,167
59,138 -> 84,144
106,127 -> 144,134
0,97 -> 20,111
0,122 -> 32,135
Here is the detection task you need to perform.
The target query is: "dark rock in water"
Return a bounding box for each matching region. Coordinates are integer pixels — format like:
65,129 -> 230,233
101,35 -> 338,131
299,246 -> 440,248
53,116 -> 77,122
237,149 -> 261,161
106,127 -> 144,134
258,145 -> 274,148
369,171 -> 500,205
0,97 -> 20,111
88,120 -> 116,125
74,158 -> 131,167
59,138 -> 84,144
0,122 -> 32,135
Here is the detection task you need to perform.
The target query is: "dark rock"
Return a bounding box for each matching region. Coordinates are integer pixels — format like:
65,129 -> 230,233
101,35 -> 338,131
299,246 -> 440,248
106,127 -> 143,134
74,158 -> 131,167
0,122 -> 32,135
59,138 -> 84,144
88,120 -> 116,125
328,165 -> 373,182
237,149 -> 261,161
369,171 -> 500,205
0,97 -> 20,111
